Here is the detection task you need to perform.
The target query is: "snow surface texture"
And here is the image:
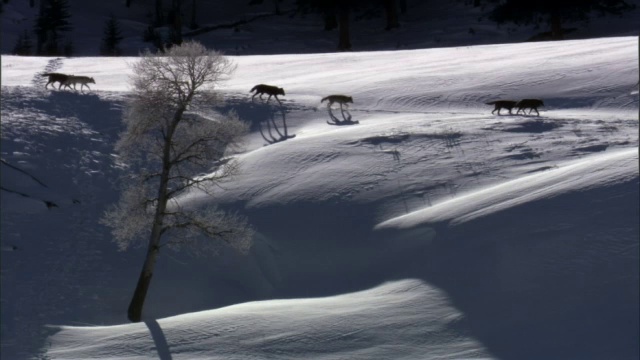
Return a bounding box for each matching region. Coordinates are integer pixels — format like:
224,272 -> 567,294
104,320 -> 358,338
1,36 -> 639,359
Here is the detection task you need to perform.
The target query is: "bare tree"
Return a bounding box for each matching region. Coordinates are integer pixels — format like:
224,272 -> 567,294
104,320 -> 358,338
102,41 -> 253,323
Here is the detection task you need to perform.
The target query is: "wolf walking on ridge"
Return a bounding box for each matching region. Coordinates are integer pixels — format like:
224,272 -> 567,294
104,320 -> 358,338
41,72 -> 71,89
322,94 -> 357,125
486,100 -> 517,115
515,99 -> 544,116
62,75 -> 96,91
250,84 -> 285,104
321,94 -> 353,110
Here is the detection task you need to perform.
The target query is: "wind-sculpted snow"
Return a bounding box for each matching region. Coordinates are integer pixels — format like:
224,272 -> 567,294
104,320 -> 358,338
45,280 -> 492,360
372,150 -> 639,359
376,148 -> 639,228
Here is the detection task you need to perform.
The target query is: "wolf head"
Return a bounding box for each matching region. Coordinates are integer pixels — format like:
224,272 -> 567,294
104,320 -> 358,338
277,87 -> 285,96
89,77 -> 96,84
346,96 -> 353,103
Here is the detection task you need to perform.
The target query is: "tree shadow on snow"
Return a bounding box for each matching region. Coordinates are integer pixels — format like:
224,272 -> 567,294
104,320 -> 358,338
145,319 -> 173,360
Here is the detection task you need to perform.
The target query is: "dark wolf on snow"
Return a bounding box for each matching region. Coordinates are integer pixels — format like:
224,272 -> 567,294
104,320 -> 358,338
485,100 -> 517,115
41,73 -> 96,91
250,84 -> 285,103
41,72 -> 70,89
515,99 -> 544,116
63,75 -> 96,91
321,94 -> 353,108
486,99 -> 545,116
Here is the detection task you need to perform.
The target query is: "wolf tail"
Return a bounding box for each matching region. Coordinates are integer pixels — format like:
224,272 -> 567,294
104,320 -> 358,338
321,97 -> 328,103
485,101 -> 497,105
250,85 -> 257,93
41,73 -> 53,77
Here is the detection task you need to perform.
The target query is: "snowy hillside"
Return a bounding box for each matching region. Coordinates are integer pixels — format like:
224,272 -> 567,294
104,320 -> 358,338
1,36 -> 639,359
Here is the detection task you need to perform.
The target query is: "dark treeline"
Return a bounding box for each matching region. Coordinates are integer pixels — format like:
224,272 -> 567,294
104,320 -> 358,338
183,0 -> 636,51
7,0 -> 637,56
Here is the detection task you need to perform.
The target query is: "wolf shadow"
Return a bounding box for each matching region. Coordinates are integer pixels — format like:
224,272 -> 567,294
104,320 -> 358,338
259,105 -> 295,145
215,95 -> 296,146
326,104 -> 359,126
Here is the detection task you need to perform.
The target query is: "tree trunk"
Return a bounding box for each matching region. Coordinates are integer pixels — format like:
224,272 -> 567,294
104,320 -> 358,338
155,0 -> 164,26
171,0 -> 183,45
189,0 -> 197,29
36,0 -> 51,53
550,14 -> 563,40
383,0 -> 399,30
337,3 -> 351,51
399,0 -> 407,14
127,108 -> 184,322
323,7 -> 337,31
126,0 -> 132,7
127,237 -> 161,322
127,178 -> 168,322
127,166 -> 171,322
272,0 -> 280,15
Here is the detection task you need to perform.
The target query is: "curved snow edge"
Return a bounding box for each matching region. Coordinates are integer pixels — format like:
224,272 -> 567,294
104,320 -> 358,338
376,147 -> 639,230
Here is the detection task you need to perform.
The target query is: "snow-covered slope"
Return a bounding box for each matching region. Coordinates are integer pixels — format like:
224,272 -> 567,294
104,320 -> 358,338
1,36 -> 638,359
46,279 -> 491,360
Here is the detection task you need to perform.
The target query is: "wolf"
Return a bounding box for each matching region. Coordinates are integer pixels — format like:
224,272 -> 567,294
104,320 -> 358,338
321,95 -> 353,108
250,84 -> 285,103
515,99 -> 544,116
486,100 -> 517,115
62,75 -> 96,91
41,72 -> 71,89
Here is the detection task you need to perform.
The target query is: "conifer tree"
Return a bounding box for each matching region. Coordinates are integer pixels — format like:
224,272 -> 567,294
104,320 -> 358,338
12,30 -> 33,56
101,14 -> 124,56
34,0 -> 72,55
488,0 -> 635,40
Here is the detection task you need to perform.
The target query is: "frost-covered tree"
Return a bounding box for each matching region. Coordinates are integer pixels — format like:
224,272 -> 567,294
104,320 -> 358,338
102,41 -> 253,323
